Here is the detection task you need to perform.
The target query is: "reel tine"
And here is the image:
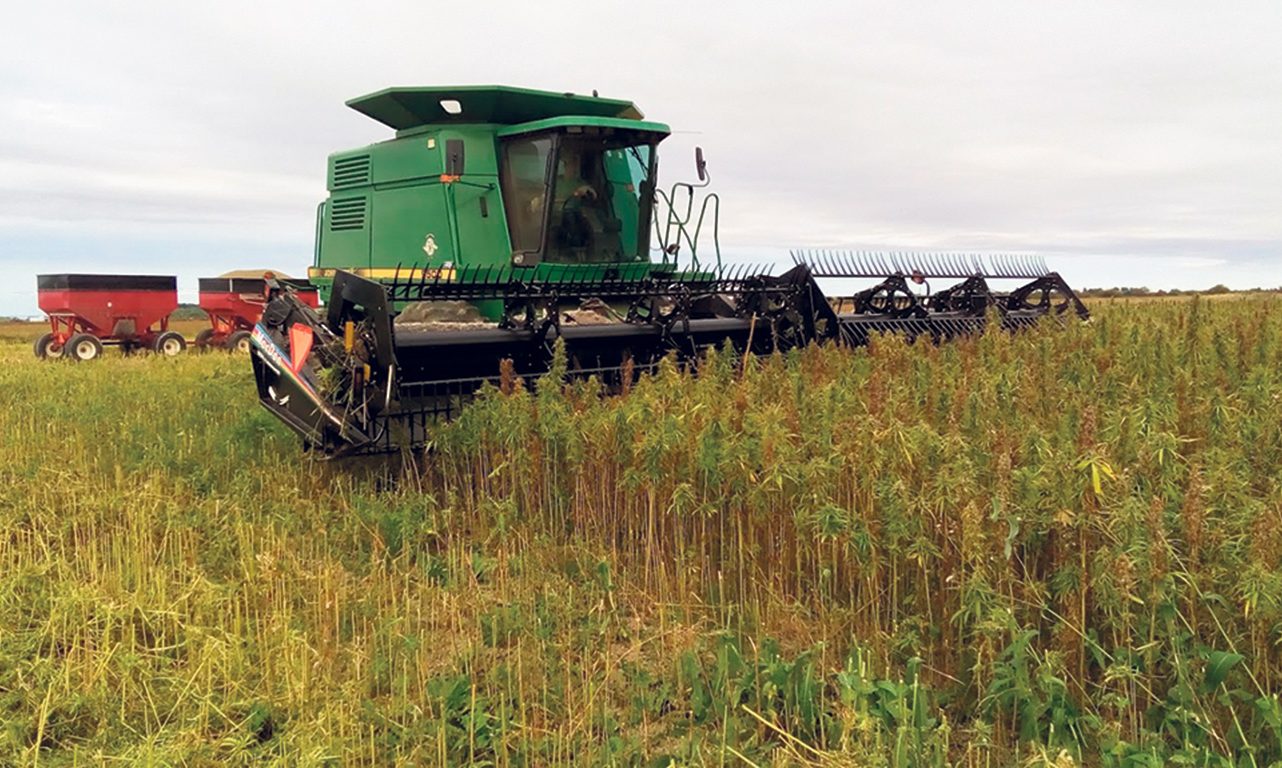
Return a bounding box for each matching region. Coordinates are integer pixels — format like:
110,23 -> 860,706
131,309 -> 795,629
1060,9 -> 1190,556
1015,254 -> 1030,277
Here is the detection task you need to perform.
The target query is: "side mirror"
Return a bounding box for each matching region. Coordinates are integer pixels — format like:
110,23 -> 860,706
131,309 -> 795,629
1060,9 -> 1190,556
695,146 -> 706,182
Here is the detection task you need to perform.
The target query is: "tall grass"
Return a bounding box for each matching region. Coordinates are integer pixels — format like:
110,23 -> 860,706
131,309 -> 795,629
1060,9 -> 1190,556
3,298 -> 1282,765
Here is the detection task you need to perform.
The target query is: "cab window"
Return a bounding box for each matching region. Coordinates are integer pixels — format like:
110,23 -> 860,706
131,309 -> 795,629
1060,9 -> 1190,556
498,136 -> 553,255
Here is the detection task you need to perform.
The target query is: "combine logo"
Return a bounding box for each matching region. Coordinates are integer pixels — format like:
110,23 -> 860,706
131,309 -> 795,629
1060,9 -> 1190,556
422,234 -> 438,257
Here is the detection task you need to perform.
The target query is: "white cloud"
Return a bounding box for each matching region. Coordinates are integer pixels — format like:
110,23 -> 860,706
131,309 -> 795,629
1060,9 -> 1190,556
0,0 -> 1279,315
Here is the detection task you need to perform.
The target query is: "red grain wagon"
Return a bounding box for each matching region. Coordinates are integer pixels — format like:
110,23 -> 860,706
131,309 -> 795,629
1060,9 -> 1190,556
35,274 -> 185,361
196,276 -> 319,352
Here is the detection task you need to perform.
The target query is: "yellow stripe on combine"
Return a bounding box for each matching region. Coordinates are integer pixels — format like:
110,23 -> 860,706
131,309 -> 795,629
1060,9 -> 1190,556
308,266 -> 458,281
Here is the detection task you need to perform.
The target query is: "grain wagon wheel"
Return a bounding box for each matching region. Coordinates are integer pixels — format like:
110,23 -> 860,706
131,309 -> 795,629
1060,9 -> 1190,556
65,333 -> 103,362
225,330 -> 253,353
154,331 -> 187,357
194,329 -> 216,351
33,333 -> 64,360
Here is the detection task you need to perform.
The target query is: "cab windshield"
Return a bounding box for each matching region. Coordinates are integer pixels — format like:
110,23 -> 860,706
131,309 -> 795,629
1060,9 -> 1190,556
500,129 -> 657,264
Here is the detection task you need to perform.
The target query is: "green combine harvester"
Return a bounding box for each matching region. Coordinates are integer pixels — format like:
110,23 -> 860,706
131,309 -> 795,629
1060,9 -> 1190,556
251,85 -> 1088,456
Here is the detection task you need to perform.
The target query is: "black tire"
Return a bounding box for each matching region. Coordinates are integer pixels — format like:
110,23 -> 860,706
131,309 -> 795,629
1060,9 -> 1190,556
154,331 -> 186,357
65,333 -> 103,362
225,330 -> 253,354
34,333 -> 65,360
194,328 -> 216,351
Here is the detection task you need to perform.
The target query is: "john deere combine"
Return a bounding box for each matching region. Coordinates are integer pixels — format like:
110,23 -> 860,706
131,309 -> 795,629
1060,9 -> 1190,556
251,85 -> 1088,456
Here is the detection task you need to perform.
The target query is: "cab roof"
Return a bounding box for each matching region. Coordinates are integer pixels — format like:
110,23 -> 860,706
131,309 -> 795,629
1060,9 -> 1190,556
347,85 -> 646,131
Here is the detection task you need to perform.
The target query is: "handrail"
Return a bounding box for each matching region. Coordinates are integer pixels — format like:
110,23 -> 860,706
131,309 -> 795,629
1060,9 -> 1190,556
653,179 -> 722,272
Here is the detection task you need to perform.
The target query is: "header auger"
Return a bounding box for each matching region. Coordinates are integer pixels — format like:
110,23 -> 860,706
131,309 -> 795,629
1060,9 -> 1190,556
249,85 -> 1089,456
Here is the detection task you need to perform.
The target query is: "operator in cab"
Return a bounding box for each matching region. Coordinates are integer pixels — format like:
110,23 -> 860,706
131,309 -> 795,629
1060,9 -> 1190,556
550,143 -> 619,263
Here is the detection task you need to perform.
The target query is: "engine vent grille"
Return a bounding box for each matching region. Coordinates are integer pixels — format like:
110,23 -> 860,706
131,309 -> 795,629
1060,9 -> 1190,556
330,197 -> 367,231
332,155 -> 371,188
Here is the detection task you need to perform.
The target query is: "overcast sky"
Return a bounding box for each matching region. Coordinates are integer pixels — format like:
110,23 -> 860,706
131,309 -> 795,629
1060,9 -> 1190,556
1,1 -> 1279,316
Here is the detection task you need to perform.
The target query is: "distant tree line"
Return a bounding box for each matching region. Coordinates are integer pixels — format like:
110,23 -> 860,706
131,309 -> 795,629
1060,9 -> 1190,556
1076,284 -> 1268,298
170,303 -> 208,320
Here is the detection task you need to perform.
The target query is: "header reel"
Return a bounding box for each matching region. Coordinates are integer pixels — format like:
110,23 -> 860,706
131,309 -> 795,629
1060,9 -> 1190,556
251,254 -> 1087,457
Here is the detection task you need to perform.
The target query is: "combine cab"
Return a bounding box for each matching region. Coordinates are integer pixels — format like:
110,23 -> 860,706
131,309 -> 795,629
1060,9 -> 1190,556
251,86 -> 1088,456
